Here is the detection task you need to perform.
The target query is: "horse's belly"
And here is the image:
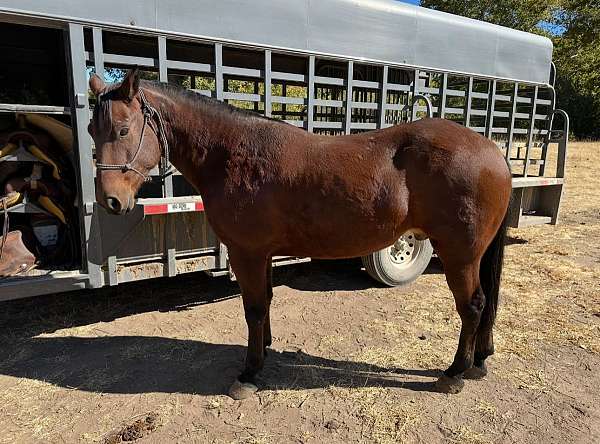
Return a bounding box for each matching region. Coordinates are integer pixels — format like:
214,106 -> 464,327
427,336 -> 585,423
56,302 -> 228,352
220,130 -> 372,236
277,232 -> 404,259
277,201 -> 408,259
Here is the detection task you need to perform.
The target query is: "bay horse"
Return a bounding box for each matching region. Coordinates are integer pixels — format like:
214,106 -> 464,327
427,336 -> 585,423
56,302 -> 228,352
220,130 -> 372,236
88,69 -> 511,399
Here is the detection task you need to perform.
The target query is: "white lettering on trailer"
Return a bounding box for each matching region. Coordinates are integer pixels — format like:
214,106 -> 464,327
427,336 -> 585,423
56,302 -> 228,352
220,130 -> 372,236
168,202 -> 195,213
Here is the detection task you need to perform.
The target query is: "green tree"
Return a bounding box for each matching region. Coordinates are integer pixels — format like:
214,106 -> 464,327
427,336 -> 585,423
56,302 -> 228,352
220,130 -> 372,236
557,0 -> 600,41
419,0 -> 560,33
553,0 -> 600,138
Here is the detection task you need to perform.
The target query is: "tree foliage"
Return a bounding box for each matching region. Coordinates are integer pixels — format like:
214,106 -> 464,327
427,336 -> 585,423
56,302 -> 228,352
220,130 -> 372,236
420,0 -> 560,33
552,0 -> 600,138
420,0 -> 600,139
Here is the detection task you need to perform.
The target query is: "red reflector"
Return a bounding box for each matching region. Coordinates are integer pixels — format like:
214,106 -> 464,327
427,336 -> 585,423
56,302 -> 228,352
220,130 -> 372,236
144,204 -> 168,215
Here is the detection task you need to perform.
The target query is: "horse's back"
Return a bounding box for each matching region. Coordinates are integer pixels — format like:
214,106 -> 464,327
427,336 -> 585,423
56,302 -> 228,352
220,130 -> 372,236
213,117 -> 511,259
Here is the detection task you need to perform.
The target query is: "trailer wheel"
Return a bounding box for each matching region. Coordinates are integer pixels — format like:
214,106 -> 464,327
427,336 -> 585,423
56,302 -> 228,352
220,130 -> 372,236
362,232 -> 433,287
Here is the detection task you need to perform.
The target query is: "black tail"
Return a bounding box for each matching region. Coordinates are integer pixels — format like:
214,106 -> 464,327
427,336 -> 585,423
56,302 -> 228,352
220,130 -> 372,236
479,210 -> 509,331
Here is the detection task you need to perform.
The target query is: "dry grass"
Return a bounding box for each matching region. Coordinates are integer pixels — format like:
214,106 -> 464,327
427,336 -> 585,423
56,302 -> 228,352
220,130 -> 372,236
355,303 -> 458,370
497,143 -> 600,357
233,433 -> 274,444
327,386 -> 422,443
473,400 -> 497,421
442,425 -> 492,444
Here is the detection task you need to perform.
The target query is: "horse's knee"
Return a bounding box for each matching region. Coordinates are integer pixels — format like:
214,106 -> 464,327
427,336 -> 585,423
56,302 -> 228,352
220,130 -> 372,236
244,305 -> 267,327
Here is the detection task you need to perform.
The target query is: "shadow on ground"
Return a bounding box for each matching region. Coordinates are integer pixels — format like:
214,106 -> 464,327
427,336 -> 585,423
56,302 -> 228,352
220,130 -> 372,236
0,336 -> 441,396
506,235 -> 528,245
0,258 -> 443,339
0,259 -> 447,396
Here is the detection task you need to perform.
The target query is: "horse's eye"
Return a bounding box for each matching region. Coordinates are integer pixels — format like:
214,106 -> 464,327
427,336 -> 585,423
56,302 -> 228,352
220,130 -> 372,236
119,127 -> 129,137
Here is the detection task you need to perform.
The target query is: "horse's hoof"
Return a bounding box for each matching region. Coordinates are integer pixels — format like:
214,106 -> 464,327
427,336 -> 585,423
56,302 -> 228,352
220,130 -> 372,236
463,364 -> 488,380
228,379 -> 258,400
435,374 -> 465,394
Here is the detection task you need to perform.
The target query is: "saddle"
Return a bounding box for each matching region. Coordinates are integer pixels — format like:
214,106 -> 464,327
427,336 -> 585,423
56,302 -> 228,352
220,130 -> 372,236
4,166 -> 70,224
0,230 -> 36,277
0,194 -> 36,277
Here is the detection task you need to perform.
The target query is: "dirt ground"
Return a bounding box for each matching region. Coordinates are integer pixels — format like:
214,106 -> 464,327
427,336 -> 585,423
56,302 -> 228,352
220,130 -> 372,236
0,142 -> 599,444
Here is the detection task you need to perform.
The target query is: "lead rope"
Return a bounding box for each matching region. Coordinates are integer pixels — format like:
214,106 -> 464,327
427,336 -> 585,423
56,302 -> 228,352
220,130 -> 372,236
139,90 -> 172,178
96,88 -> 172,181
0,197 -> 10,262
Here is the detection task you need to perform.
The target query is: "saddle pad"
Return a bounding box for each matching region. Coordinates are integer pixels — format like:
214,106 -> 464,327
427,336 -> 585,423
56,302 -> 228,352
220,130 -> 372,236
22,113 -> 73,153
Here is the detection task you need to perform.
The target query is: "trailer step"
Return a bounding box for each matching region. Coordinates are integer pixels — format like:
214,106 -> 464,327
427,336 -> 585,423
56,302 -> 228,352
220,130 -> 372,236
509,158 -> 545,166
512,177 -> 564,188
0,270 -> 88,302
272,256 -> 311,267
508,182 -> 564,228
517,215 -> 553,227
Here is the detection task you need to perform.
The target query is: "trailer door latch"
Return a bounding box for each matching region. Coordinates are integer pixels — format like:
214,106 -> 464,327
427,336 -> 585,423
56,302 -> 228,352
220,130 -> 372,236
75,93 -> 87,108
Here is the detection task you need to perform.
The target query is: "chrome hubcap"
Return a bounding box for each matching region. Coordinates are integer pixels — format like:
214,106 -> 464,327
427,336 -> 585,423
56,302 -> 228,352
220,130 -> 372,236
389,232 -> 417,265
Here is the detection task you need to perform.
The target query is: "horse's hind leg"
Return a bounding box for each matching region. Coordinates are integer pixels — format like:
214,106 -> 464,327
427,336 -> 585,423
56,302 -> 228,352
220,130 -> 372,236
464,322 -> 493,379
463,290 -> 496,379
263,260 -> 273,353
435,254 -> 485,394
227,248 -> 270,400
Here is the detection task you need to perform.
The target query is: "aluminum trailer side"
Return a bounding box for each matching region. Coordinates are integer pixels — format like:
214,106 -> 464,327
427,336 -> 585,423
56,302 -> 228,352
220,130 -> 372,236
0,1 -> 568,301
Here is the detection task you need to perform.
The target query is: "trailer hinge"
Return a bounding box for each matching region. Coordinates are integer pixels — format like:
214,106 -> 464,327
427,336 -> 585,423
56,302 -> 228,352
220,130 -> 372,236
84,201 -> 95,215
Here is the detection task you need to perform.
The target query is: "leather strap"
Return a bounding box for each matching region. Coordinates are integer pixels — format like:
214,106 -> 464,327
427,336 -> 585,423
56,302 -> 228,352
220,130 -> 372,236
95,88 -> 171,182
0,196 -> 10,261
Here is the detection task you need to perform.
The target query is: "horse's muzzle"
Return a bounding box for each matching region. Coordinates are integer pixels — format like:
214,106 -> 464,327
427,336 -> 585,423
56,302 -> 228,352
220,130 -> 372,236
104,194 -> 135,215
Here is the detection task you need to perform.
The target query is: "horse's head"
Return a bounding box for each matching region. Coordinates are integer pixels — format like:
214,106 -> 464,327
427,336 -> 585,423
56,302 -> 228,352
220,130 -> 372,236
88,68 -> 163,215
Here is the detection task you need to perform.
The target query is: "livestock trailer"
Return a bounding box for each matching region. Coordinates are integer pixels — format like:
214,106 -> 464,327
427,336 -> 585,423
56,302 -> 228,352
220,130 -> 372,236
0,0 -> 569,300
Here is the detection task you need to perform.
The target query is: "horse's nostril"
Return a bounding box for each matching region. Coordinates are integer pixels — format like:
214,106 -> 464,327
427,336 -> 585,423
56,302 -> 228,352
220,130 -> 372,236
106,196 -> 122,213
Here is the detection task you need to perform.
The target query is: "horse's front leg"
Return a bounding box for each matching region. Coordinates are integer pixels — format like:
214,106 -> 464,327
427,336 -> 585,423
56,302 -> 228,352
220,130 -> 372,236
227,248 -> 270,400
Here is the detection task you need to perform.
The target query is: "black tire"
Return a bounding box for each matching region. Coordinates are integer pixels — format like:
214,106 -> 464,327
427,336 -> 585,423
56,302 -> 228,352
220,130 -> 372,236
362,231 -> 433,287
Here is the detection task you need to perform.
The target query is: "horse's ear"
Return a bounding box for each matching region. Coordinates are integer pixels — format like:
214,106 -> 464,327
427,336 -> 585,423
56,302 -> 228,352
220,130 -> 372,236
118,67 -> 140,100
89,73 -> 106,96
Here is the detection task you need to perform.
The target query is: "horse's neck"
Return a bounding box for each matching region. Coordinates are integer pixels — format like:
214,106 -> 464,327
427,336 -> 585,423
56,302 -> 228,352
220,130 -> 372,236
149,87 -> 246,194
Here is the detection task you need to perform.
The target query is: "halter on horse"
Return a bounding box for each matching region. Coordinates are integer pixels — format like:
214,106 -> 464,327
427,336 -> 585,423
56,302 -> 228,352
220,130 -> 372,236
95,89 -> 171,182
